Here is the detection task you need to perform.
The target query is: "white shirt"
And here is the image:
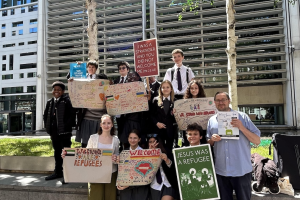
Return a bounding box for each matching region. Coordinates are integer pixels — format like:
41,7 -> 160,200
119,75 -> 127,83
87,74 -> 96,79
163,64 -> 195,95
163,96 -> 171,101
53,97 -> 60,102
130,146 -> 143,150
150,164 -> 172,191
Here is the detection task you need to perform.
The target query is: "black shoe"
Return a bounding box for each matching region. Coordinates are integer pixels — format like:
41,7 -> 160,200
45,173 -> 63,181
61,179 -> 68,184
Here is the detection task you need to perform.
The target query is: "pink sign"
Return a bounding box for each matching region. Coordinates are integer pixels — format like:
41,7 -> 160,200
133,38 -> 159,77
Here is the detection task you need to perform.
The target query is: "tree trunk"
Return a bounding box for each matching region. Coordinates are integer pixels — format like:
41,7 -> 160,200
86,0 -> 99,70
225,0 -> 238,110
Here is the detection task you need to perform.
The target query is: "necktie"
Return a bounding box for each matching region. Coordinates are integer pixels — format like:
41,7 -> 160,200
163,98 -> 170,115
90,74 -> 93,79
121,77 -> 124,83
156,168 -> 162,184
177,68 -> 182,91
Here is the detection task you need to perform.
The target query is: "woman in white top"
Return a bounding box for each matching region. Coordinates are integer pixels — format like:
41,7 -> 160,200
117,129 -> 150,200
87,114 -> 120,200
148,134 -> 179,200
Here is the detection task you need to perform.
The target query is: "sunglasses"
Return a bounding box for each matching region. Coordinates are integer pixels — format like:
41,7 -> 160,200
119,67 -> 127,70
147,134 -> 158,138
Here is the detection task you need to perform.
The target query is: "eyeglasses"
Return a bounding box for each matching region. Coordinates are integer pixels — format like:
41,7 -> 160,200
215,99 -> 228,103
147,134 -> 158,138
119,67 -> 127,70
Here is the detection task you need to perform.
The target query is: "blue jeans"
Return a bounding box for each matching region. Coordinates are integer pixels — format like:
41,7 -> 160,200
216,172 -> 252,200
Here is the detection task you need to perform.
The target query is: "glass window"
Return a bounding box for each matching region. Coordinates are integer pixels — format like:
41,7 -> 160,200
29,27 -> 37,33
12,21 -> 23,27
11,9 -> 14,15
3,43 -> 15,48
21,7 -> 25,13
2,87 -> 23,94
20,52 -> 37,56
12,31 -> 16,36
27,86 -> 36,92
2,10 -> 7,16
28,40 -> 37,44
19,42 -> 24,46
0,114 -> 9,133
19,29 -> 23,35
27,72 -> 36,78
28,5 -> 37,12
1,32 -> 5,37
30,19 -> 37,24
2,64 -> 6,71
2,74 -> 13,80
20,63 -> 36,69
19,73 -> 24,78
9,55 -> 13,70
2,55 -> 6,60
1,24 -> 5,29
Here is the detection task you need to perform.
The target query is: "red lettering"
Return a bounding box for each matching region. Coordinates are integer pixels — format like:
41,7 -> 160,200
130,150 -> 137,156
209,111 -> 215,114
74,160 -> 77,166
180,113 -> 184,117
84,160 -> 89,167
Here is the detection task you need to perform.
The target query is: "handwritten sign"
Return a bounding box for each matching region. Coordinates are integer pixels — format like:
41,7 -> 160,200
133,38 -> 159,77
217,111 -> 239,139
70,63 -> 87,78
173,98 -> 217,130
117,149 -> 162,186
68,79 -> 109,109
104,82 -> 149,116
63,148 -> 113,183
173,145 -> 220,200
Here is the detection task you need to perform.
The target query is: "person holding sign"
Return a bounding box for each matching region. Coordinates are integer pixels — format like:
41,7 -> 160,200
180,80 -> 206,146
148,134 -> 179,200
86,114 -> 120,200
67,60 -> 108,148
186,123 -> 207,146
117,129 -> 150,200
151,80 -> 177,150
207,92 -> 261,200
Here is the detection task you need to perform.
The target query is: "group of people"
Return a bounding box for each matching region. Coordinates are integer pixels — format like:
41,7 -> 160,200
43,48 -> 261,200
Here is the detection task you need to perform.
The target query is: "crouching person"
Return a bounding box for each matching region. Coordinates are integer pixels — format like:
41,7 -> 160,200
44,81 -> 75,181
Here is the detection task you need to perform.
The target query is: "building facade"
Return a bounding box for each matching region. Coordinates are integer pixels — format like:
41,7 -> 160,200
1,0 -> 300,133
0,0 -> 38,134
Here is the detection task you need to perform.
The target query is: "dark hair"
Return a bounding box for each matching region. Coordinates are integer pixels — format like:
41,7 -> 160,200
184,80 -> 206,99
52,81 -> 65,91
214,92 -> 230,101
127,71 -> 142,82
186,123 -> 207,144
128,129 -> 141,138
146,133 -> 167,154
117,61 -> 130,71
87,60 -> 98,69
97,114 -> 115,136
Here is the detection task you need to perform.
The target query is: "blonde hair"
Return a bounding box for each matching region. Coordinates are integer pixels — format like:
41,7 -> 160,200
157,80 -> 175,106
172,49 -> 184,57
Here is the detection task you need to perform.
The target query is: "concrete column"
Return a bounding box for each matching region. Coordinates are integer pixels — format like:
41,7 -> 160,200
36,0 -> 47,130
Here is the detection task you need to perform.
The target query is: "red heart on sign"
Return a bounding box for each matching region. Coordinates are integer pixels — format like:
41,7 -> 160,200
135,162 -> 152,175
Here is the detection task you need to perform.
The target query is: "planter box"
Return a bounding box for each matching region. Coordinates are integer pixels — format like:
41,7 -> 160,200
0,156 -> 54,172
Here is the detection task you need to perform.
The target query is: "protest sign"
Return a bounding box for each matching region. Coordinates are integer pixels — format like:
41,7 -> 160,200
68,79 -> 109,109
117,149 -> 162,186
133,38 -> 159,77
173,145 -> 220,200
104,82 -> 148,116
174,97 -> 217,130
63,148 -> 113,183
70,63 -> 87,78
217,111 -> 239,139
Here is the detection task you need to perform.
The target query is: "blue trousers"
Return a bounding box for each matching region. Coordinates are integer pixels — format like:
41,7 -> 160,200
216,172 -> 252,200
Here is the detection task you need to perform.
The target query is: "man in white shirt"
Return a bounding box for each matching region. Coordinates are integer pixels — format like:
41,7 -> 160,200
163,49 -> 195,99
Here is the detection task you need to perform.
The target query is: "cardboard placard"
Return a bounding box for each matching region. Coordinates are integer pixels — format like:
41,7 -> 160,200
217,111 -> 239,139
117,149 -> 162,186
133,38 -> 159,77
173,98 -> 217,130
63,148 -> 113,183
68,79 -> 109,109
70,63 -> 87,78
173,145 -> 220,200
104,82 -> 149,116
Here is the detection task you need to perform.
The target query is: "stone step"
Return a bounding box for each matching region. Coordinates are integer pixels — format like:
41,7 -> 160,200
0,173 -> 299,200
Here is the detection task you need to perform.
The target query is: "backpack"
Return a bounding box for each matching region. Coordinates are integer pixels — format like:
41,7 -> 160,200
170,67 -> 190,83
269,133 -> 300,189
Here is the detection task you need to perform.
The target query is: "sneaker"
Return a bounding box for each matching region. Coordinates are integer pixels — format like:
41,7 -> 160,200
45,173 -> 63,181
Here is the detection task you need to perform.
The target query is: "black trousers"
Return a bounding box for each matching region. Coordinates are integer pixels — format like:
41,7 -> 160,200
216,172 -> 252,200
51,134 -> 72,175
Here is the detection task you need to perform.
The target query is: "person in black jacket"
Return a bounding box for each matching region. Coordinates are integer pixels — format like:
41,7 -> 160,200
67,60 -> 108,148
43,81 -> 75,181
151,80 -> 177,150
